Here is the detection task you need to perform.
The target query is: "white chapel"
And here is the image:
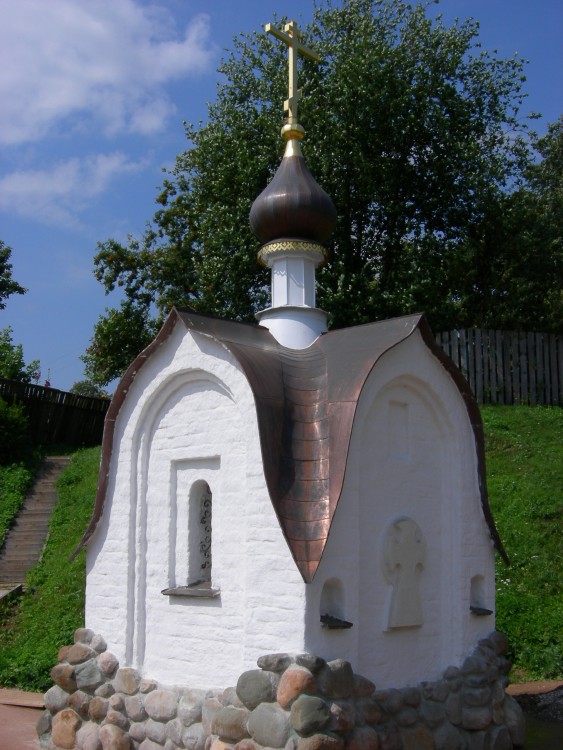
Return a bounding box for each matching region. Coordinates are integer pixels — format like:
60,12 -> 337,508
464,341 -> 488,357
78,19 -> 506,695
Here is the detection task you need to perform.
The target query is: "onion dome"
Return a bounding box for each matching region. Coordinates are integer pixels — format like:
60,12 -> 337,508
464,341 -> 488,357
250,125 -> 336,250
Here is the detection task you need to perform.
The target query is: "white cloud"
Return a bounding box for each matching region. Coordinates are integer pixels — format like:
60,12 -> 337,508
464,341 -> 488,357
0,153 -> 146,226
0,0 -> 215,145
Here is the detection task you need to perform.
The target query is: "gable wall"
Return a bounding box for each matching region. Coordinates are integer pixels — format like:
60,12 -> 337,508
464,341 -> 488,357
86,323 -> 309,688
302,332 -> 495,687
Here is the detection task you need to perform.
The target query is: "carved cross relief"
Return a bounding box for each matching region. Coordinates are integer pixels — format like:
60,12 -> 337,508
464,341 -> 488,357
382,516 -> 426,629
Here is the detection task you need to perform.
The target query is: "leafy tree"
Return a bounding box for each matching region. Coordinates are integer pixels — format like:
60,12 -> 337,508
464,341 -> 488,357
0,327 -> 40,383
69,380 -> 109,398
88,0 -> 541,382
453,118 -> 562,332
82,302 -> 158,386
0,241 -> 26,310
0,243 -> 39,383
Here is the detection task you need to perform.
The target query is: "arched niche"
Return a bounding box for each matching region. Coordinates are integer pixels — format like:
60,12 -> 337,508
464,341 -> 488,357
320,577 -> 345,619
320,577 -> 352,630
127,370 -> 234,668
470,574 -> 493,617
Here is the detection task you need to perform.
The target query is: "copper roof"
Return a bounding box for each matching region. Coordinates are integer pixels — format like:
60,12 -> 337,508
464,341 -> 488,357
74,309 -> 507,578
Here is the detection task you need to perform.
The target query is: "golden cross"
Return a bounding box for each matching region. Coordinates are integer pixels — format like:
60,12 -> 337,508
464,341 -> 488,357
265,20 -> 320,124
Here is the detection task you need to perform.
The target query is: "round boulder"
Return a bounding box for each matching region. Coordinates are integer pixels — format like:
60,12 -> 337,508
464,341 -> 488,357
99,723 -> 130,750
51,708 -> 82,750
144,689 -> 178,722
290,694 -> 329,735
44,684 -> 69,713
277,666 -> 317,709
247,702 -> 290,747
236,669 -> 277,710
317,660 -> 354,699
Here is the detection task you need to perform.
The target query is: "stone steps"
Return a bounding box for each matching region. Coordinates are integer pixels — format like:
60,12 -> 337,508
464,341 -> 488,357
0,457 -> 71,588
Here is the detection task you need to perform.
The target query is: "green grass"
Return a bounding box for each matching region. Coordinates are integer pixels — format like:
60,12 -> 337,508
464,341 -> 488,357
0,447 -> 100,691
482,405 -> 563,681
0,462 -> 36,546
0,407 -> 560,690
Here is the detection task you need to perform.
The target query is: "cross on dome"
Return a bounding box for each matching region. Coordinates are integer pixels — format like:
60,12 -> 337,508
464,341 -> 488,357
265,20 -> 319,126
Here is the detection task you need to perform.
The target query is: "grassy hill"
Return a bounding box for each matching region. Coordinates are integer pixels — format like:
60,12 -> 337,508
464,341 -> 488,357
482,405 -> 562,681
0,448 -> 99,690
0,406 -> 560,690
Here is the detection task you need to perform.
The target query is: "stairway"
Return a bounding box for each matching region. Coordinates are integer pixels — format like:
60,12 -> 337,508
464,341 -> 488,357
0,456 -> 71,591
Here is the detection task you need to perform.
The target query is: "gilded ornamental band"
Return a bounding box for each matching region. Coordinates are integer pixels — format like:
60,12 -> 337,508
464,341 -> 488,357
258,239 -> 328,265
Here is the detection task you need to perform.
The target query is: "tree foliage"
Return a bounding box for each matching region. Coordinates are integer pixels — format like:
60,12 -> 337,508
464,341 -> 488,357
82,302 -> 158,385
0,241 -> 26,311
0,242 -> 39,383
86,0 -> 556,384
69,380 -> 109,398
0,327 -> 40,383
452,118 -> 562,332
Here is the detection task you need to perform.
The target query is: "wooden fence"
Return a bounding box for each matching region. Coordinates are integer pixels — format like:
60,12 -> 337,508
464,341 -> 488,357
435,329 -> 562,406
0,379 -> 110,447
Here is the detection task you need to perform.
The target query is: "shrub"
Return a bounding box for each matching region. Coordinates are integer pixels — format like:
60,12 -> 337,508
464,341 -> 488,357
0,462 -> 34,546
0,395 -> 30,465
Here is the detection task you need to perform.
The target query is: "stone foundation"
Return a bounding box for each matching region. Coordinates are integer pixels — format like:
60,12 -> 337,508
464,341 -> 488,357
38,629 -> 525,750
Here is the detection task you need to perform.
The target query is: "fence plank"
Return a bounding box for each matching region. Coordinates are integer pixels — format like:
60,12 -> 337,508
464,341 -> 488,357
553,336 -> 563,405
520,333 -> 529,405
491,331 -> 505,404
528,332 -> 536,406
543,334 -> 551,404
486,330 -> 493,403
534,333 -> 546,405
502,332 -> 511,405
514,334 -> 521,404
469,329 -> 477,398
475,329 -> 484,403
452,330 -> 461,372
486,329 -> 494,404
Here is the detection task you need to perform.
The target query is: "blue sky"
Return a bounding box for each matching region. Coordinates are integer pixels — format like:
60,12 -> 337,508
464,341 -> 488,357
1,0 -> 561,391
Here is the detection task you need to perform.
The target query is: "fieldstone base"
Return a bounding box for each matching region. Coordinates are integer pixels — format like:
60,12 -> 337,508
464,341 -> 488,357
38,629 -> 525,749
